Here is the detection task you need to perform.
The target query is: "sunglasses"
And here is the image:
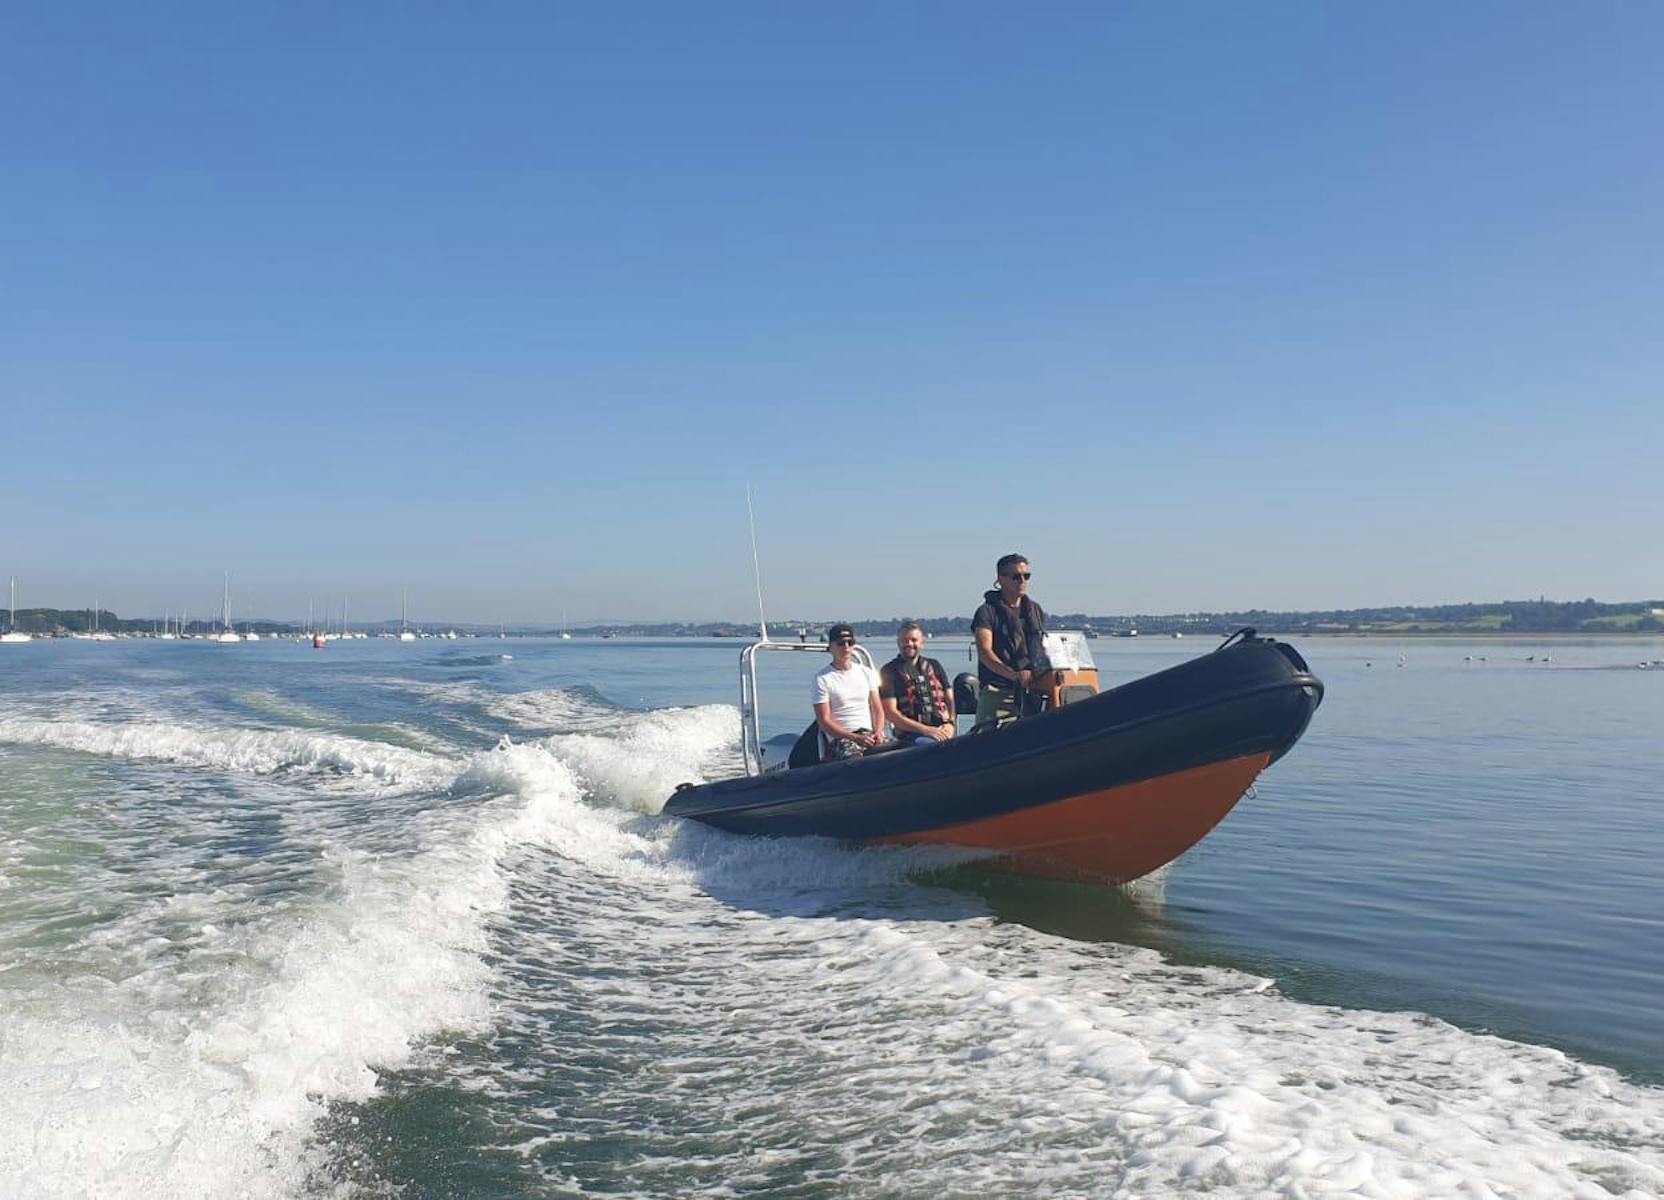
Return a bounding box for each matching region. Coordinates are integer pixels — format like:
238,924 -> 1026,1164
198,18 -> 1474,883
1003,571 -> 1032,581
832,637 -> 856,646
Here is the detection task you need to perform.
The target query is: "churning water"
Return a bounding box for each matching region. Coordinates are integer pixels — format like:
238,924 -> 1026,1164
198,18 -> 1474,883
2,635 -> 1661,1197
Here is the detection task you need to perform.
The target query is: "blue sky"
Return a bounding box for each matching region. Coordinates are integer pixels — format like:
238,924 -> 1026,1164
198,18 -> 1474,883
3,3 -> 1659,625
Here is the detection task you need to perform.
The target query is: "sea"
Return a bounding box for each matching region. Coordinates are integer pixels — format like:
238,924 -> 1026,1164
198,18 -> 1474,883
1,632 -> 1661,1198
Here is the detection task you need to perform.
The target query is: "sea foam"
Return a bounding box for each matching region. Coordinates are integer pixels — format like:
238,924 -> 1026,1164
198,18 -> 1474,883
9,682 -> 1664,1199
530,702 -> 742,813
0,735 -> 596,1198
0,718 -> 453,790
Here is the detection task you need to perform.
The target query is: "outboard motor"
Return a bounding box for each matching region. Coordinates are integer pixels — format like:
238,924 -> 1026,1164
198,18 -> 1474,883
787,721 -> 822,769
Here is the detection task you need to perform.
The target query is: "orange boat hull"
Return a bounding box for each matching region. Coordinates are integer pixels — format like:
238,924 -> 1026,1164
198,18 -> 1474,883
878,752 -> 1270,886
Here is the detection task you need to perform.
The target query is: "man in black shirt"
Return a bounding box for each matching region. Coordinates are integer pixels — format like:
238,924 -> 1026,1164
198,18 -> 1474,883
970,552 -> 1050,728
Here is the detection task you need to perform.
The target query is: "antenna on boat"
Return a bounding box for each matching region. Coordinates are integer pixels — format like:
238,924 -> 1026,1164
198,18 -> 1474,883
746,482 -> 769,642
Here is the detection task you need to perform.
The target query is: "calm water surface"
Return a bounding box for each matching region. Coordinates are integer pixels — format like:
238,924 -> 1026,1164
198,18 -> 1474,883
2,633 -> 1661,1197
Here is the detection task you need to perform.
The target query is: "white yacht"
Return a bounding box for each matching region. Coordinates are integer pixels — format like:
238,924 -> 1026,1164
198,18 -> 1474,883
399,589 -> 416,641
1,577 -> 31,643
215,573 -> 242,643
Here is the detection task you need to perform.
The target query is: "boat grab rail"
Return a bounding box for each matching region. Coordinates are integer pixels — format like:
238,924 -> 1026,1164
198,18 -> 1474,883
1215,627 -> 1311,674
740,639 -> 878,776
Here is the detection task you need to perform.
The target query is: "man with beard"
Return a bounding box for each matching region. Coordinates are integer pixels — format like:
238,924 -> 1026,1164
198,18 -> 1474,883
879,621 -> 956,746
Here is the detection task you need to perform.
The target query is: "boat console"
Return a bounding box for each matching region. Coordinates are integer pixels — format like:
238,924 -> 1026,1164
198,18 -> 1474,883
956,630 -> 1103,714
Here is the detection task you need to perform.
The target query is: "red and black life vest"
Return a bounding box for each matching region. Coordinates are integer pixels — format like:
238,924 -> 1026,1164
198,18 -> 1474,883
883,655 -> 951,726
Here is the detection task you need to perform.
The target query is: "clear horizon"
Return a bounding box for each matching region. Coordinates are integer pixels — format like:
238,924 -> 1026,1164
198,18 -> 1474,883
4,6 -> 1659,623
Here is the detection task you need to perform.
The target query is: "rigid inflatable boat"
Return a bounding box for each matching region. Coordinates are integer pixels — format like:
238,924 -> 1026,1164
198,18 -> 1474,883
665,629 -> 1323,886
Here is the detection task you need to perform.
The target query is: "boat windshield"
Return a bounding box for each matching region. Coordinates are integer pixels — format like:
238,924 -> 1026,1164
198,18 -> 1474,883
964,630 -> 1099,672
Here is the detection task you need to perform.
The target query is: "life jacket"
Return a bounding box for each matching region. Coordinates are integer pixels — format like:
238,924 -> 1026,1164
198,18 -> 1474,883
976,590 -> 1049,686
884,655 -> 951,726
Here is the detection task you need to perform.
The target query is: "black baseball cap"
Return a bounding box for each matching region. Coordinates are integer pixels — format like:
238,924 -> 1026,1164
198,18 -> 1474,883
826,623 -> 856,644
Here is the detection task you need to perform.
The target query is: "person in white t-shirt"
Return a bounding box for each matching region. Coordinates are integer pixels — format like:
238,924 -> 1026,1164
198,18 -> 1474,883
812,623 -> 886,761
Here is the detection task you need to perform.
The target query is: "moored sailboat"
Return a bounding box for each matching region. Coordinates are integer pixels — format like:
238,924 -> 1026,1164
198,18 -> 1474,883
214,573 -> 242,643
1,577 -> 31,643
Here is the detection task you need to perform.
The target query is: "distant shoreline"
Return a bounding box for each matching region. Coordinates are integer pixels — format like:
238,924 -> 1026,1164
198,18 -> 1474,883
7,598 -> 1661,640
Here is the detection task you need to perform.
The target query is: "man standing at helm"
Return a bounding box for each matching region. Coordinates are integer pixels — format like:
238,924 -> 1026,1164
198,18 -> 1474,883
971,552 -> 1050,729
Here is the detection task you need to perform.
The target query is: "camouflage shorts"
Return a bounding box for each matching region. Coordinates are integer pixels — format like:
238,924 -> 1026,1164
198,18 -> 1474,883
824,729 -> 872,761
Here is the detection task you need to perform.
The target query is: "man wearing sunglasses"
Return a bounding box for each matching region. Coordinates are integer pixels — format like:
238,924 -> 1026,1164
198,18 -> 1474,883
812,623 -> 887,761
971,553 -> 1051,729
